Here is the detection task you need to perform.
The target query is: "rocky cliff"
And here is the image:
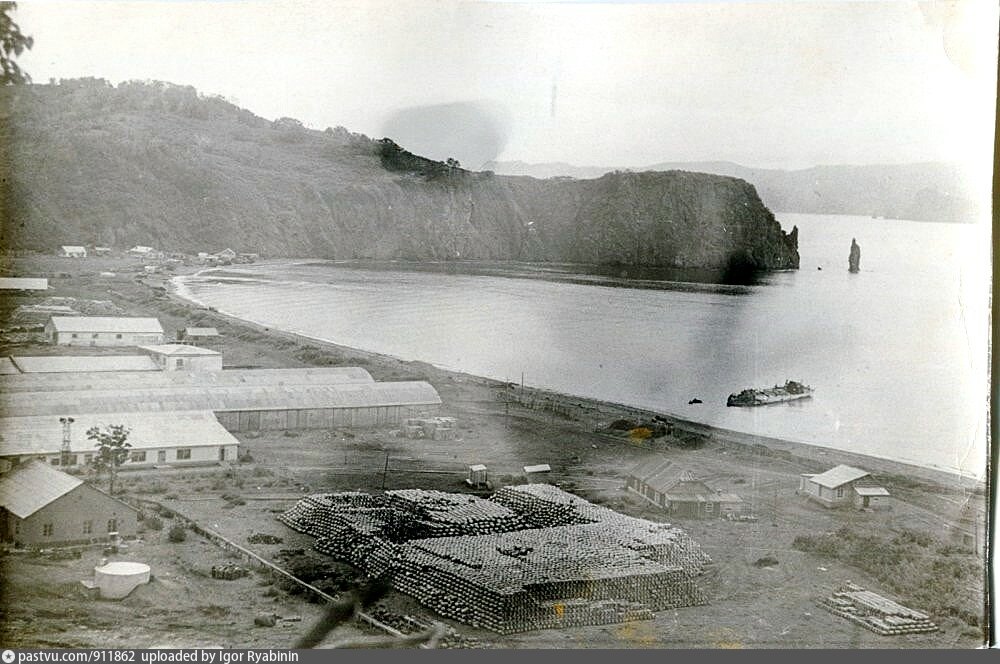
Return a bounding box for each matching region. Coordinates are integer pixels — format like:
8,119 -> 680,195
1,80 -> 798,273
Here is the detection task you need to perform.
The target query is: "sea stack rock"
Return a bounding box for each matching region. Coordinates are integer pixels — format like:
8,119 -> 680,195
849,238 -> 861,273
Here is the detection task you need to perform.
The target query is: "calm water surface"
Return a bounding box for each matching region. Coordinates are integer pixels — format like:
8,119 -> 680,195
176,214 -> 989,476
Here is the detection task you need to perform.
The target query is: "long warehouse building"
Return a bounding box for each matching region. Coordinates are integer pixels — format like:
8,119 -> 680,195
0,366 -> 376,392
0,411 -> 240,471
0,381 -> 442,432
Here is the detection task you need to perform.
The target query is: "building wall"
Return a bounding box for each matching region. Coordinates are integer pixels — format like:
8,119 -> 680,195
155,354 -> 223,372
2,444 -> 238,472
807,481 -> 856,508
5,484 -> 137,547
46,325 -> 165,347
214,404 -> 437,432
853,493 -> 890,510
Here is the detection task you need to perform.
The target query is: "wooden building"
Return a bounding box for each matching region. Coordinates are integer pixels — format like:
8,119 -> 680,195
626,459 -> 744,518
177,327 -> 220,345
0,377 -> 441,432
0,277 -> 49,291
11,355 -> 161,374
139,344 -> 222,372
59,246 -> 87,258
0,410 -> 240,472
0,460 -> 138,547
45,316 -> 165,346
798,465 -> 890,509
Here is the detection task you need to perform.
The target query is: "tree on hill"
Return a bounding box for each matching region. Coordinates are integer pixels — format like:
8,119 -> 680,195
1,2 -> 33,85
88,424 -> 132,495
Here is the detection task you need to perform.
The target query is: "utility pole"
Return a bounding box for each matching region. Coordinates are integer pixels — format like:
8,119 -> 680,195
59,416 -> 75,467
381,453 -> 390,490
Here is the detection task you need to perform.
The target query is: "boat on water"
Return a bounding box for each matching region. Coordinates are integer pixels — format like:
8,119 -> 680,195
727,380 -> 814,407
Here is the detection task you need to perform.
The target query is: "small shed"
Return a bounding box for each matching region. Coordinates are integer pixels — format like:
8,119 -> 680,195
129,246 -> 155,257
178,327 -> 221,345
0,460 -> 138,547
466,464 -> 488,488
0,277 -> 49,291
853,486 -> 891,510
798,465 -> 888,509
45,316 -> 165,346
59,246 -> 87,258
523,464 -> 551,475
139,344 -> 223,372
214,248 -> 237,261
93,247 -> 113,256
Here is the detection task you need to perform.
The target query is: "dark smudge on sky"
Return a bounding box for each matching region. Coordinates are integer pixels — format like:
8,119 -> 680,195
381,101 -> 510,171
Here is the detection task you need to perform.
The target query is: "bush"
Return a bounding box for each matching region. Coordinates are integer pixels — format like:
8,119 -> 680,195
167,525 -> 187,543
144,516 -> 163,531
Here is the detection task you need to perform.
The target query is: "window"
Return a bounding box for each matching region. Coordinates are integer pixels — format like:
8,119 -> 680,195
175,358 -> 184,369
71,333 -> 78,339
65,454 -> 78,466
219,447 -> 227,461
107,519 -> 117,533
705,502 -> 715,514
116,334 -> 123,339
157,450 -> 166,463
14,521 -> 19,535
176,448 -> 192,460
836,487 -> 845,498
42,523 -> 53,537
84,454 -> 93,465
92,333 -> 99,339
130,450 -> 147,463
83,520 -> 92,535
50,457 -> 60,466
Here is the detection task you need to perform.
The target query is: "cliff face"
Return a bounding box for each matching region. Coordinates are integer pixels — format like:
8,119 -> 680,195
1,80 -> 798,273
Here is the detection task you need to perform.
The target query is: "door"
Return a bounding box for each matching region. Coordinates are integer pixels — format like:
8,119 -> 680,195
157,450 -> 166,463
863,496 -> 870,508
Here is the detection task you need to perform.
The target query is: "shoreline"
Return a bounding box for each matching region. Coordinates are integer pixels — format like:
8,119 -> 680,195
168,265 -> 982,490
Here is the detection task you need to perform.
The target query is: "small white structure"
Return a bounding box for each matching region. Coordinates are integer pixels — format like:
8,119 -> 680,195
0,277 -> 48,291
523,464 -> 551,475
59,246 -> 87,258
91,561 -> 150,599
178,327 -> 220,345
93,247 -> 113,256
798,464 -> 889,509
45,316 -> 165,346
139,344 -> 222,372
466,464 -> 488,488
129,246 -> 155,257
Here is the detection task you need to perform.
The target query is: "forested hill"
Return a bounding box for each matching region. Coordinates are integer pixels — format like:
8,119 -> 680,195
484,160 -> 979,224
0,80 -> 799,272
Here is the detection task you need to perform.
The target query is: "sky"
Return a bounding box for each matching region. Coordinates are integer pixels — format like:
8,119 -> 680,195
13,0 -> 999,174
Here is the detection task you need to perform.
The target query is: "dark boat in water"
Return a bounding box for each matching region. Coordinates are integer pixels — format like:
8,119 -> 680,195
727,380 -> 814,407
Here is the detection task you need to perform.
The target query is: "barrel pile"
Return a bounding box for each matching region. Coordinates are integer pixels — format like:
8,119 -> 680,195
817,582 -> 938,636
278,484 -> 711,634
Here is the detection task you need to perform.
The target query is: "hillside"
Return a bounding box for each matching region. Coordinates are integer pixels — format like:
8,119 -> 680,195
485,160 -> 978,224
0,80 -> 798,273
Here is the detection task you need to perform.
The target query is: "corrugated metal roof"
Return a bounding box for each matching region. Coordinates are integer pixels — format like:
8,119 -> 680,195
854,486 -> 890,496
184,327 -> 219,336
60,246 -> 86,253
0,277 -> 49,290
0,460 -> 83,518
0,410 -> 238,457
808,464 -> 870,489
139,344 -> 220,357
0,358 -> 20,375
11,355 -> 161,373
0,366 -> 375,393
49,316 -> 164,334
0,380 -> 441,417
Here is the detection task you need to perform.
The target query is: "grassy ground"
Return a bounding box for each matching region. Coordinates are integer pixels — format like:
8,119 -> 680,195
0,254 -> 988,648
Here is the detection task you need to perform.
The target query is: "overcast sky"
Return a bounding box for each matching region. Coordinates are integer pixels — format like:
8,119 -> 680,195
14,0 -> 999,172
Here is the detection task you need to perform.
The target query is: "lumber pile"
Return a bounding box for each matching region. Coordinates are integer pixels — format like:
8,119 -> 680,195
402,416 -> 458,440
277,484 -> 711,634
817,582 -> 938,635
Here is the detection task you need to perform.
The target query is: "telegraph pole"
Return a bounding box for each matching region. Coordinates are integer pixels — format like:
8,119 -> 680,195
59,417 -> 75,467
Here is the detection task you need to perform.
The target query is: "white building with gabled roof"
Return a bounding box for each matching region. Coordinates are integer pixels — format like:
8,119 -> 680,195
45,316 -> 164,346
798,464 -> 890,509
139,344 -> 222,372
59,246 -> 87,258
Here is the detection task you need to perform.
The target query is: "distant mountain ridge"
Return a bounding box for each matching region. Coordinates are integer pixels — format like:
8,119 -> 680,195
483,159 -> 978,223
1,79 -> 798,273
